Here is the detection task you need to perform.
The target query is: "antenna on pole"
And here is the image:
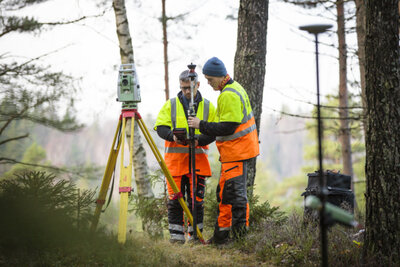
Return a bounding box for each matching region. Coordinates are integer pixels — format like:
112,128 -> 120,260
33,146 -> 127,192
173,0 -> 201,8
299,23 -> 332,267
187,62 -> 198,240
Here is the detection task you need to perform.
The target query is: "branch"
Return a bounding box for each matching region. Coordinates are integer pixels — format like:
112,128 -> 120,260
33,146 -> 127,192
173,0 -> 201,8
269,87 -> 364,110
0,9 -> 108,38
1,0 -> 49,11
273,123 -> 363,135
21,114 -> 83,132
0,133 -> 29,146
0,44 -> 73,76
1,110 -> 83,132
264,106 -> 363,120
39,9 -> 108,26
0,157 -> 85,177
0,109 -> 27,135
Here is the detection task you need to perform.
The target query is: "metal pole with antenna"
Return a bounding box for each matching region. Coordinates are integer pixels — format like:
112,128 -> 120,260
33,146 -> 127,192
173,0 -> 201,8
187,63 -> 198,240
299,23 -> 332,267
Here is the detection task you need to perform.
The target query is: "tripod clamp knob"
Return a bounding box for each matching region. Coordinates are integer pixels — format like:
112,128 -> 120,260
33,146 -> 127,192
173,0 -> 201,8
119,186 -> 134,193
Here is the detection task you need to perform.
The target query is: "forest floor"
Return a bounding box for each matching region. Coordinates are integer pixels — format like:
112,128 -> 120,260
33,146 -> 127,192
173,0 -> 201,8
131,233 -> 272,266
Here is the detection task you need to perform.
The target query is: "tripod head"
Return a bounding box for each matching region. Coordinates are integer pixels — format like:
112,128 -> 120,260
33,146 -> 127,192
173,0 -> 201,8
116,63 -> 141,109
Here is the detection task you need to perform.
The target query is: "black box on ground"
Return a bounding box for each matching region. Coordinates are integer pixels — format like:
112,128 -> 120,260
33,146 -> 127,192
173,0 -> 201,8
306,170 -> 351,189
301,170 -> 355,219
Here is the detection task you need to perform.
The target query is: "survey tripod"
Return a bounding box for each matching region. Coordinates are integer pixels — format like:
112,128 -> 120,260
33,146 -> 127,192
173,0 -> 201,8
90,63 -> 205,244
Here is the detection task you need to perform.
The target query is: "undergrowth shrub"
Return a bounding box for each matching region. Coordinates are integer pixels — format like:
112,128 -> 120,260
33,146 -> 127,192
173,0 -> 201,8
129,169 -> 168,239
131,195 -> 168,239
0,171 -> 174,266
203,188 -> 287,239
240,211 -> 364,266
248,193 -> 287,226
0,171 -> 95,253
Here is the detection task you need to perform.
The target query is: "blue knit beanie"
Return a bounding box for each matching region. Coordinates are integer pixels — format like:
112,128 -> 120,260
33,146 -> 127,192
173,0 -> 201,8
202,57 -> 227,77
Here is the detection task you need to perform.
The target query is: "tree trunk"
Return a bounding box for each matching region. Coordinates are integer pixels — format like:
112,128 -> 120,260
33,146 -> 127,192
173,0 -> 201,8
161,0 -> 170,100
355,0 -> 367,133
336,1 -> 354,184
234,0 -> 268,197
364,0 -> 400,262
112,0 -> 156,232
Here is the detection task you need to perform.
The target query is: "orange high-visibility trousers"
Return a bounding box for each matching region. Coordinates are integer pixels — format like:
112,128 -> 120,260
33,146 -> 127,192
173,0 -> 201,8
166,174 -> 206,242
213,160 -> 250,243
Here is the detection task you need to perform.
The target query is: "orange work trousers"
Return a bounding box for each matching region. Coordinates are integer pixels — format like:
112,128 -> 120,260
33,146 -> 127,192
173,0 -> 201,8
213,160 -> 250,243
166,174 -> 206,242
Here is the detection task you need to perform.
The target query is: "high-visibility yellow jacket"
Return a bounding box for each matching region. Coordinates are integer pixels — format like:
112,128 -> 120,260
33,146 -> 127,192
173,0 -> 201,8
154,96 -> 216,176
215,81 -> 259,162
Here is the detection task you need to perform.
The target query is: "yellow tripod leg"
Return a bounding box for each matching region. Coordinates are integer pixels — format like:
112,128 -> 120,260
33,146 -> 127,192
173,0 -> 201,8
118,116 -> 135,244
91,119 -> 122,232
136,118 -> 205,243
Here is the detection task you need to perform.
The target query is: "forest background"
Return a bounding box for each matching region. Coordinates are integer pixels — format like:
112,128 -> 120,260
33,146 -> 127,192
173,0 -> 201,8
1,0 -> 374,264
0,0 -> 364,210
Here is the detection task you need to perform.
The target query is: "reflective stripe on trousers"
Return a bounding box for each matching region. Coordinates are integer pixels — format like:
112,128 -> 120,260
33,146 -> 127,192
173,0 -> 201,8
167,175 -> 205,241
170,233 -> 185,241
169,224 -> 184,232
187,223 -> 203,233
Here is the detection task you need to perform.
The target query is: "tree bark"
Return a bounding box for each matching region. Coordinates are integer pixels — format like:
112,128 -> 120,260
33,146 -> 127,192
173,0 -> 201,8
112,0 -> 154,199
161,0 -> 170,101
336,1 -> 354,183
355,0 -> 367,133
234,0 -> 268,197
364,0 -> 400,262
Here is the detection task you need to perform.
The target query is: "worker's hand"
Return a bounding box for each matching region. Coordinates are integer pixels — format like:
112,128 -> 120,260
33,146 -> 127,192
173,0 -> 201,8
173,135 -> 186,145
188,116 -> 201,129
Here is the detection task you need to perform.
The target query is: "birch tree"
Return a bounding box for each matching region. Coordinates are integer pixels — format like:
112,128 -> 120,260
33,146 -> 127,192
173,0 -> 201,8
112,0 -> 154,199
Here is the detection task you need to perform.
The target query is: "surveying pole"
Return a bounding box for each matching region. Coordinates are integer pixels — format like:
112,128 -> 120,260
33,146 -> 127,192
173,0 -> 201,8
187,63 -> 198,239
299,24 -> 332,267
90,63 -> 205,244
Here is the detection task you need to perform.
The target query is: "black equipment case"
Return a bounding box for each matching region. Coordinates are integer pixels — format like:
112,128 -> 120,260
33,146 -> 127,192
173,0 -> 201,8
301,170 -> 355,219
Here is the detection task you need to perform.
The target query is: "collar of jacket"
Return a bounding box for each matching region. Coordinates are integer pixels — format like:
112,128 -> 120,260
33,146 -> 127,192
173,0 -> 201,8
217,74 -> 233,91
177,90 -> 203,113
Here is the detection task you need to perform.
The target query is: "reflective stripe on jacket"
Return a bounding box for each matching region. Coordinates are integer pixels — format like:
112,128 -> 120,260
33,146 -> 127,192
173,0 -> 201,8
216,82 -> 259,162
155,96 -> 215,176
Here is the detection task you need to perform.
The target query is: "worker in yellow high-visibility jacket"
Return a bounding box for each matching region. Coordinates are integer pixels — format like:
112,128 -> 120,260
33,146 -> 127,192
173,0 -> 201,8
154,70 -> 216,244
188,57 -> 260,245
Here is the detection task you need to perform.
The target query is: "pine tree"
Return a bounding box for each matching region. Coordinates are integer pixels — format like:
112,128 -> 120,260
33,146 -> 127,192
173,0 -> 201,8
364,0 -> 400,262
234,0 -> 269,197
0,0 -> 83,171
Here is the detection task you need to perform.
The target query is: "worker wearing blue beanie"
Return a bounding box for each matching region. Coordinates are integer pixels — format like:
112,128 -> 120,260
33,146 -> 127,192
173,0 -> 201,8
202,57 -> 227,77
189,56 -> 260,245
